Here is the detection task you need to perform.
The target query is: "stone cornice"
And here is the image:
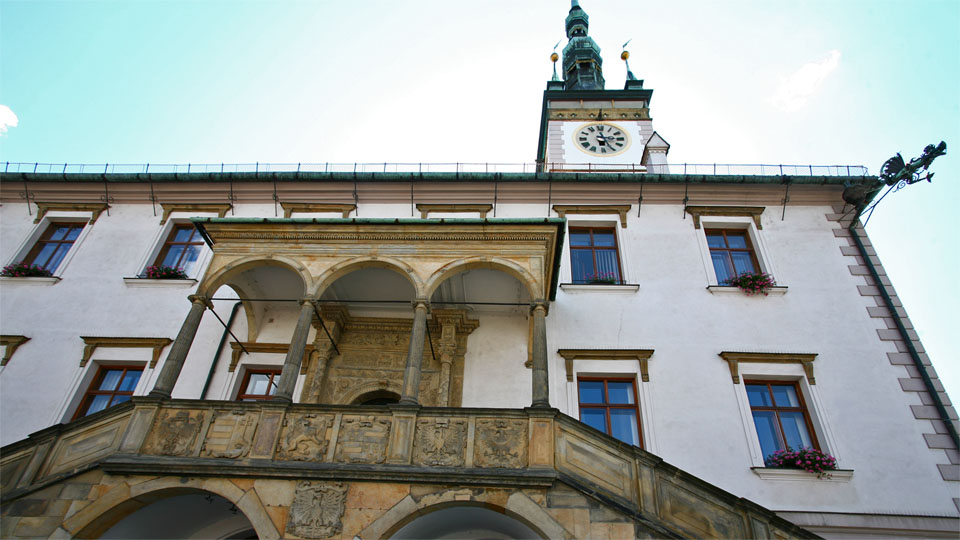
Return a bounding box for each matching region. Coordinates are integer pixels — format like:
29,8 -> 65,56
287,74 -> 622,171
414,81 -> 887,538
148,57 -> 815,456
685,205 -> 765,229
552,204 -> 631,228
228,342 -> 317,374
160,202 -> 232,224
281,202 -> 356,218
718,351 -> 818,384
33,202 -> 109,224
79,337 -> 174,368
557,349 -> 655,382
417,204 -> 493,219
0,335 -> 30,366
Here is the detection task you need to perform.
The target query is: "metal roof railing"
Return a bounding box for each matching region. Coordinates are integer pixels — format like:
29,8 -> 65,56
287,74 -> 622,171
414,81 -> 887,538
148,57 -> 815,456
2,161 -> 870,176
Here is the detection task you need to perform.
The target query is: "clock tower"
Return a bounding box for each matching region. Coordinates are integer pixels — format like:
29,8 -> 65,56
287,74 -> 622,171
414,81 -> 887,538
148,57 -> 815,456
536,1 -> 670,172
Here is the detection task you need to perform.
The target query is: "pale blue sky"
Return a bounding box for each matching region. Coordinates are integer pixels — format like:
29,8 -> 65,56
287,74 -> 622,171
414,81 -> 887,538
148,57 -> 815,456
1,0 -> 958,399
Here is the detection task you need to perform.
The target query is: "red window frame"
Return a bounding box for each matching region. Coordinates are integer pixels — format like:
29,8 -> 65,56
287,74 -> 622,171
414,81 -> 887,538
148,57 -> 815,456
569,226 -> 623,284
72,365 -> 143,420
23,221 -> 86,273
744,380 -> 820,454
152,224 -> 204,271
577,376 -> 643,447
237,369 -> 282,401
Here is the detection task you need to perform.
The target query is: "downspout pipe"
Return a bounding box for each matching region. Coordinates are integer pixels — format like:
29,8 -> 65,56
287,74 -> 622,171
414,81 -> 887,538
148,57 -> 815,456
848,220 -> 959,449
200,300 -> 243,400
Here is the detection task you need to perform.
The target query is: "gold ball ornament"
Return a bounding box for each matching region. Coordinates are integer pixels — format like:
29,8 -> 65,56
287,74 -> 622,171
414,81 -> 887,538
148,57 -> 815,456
550,52 -> 559,62
620,51 -> 630,61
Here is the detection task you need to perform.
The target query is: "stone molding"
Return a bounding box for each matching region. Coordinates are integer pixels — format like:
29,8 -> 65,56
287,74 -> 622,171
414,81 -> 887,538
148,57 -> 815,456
159,202 -> 231,224
685,205 -> 765,229
719,351 -> 817,385
79,336 -> 174,368
280,202 -> 356,218
228,341 -> 317,374
750,467 -> 853,482
416,203 -> 493,218
33,201 -> 109,224
0,335 -> 30,366
707,285 -> 787,296
558,349 -> 655,382
552,204 -> 631,228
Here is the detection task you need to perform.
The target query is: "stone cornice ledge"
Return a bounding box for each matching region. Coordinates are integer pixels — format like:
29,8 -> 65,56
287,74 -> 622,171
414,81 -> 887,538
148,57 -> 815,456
560,283 -> 639,293
0,276 -> 60,286
751,467 -> 853,482
123,277 -> 198,288
707,285 -> 787,296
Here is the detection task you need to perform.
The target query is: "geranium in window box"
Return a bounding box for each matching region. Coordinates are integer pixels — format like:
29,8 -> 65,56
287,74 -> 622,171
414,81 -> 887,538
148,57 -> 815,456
724,271 -> 775,295
1,261 -> 53,278
765,447 -> 837,478
584,271 -> 618,285
143,265 -> 189,280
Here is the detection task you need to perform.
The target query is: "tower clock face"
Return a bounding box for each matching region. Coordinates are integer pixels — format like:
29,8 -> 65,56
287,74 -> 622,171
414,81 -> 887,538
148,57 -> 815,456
573,122 -> 631,156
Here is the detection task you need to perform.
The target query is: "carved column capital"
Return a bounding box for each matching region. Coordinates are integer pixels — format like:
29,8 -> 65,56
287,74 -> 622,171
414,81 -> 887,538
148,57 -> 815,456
188,294 -> 213,309
530,300 -> 549,316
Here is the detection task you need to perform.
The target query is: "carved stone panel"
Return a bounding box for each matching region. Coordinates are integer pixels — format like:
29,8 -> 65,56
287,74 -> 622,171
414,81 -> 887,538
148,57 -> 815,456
142,409 -> 205,456
474,418 -> 527,468
657,477 -> 748,539
287,480 -> 348,539
201,410 -> 257,459
413,418 -> 468,467
277,413 -> 333,462
334,415 -> 391,464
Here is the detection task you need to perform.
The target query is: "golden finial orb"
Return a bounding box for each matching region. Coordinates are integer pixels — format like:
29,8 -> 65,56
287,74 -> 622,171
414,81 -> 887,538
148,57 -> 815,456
550,52 -> 559,63
621,50 -> 630,61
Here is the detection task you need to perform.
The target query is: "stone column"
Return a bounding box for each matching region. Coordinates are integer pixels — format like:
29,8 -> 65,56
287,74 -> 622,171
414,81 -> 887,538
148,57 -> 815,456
150,295 -> 210,399
273,299 -> 316,403
399,300 -> 430,406
531,301 -> 550,408
436,316 -> 458,406
302,305 -> 348,403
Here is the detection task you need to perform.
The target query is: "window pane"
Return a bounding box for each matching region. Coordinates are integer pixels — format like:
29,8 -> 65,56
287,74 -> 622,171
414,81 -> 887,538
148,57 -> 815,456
85,395 -> 112,416
578,380 -> 605,403
117,370 -> 142,392
580,408 -> 607,434
609,409 -> 639,445
711,252 -> 735,283
98,369 -> 124,391
112,395 -> 131,405
746,384 -> 773,407
45,245 -> 72,272
246,374 -> 271,395
780,412 -> 814,449
752,411 -> 783,459
606,382 -> 634,404
592,231 -> 616,247
49,226 -> 70,241
706,234 -> 726,248
64,226 -> 83,241
161,245 -> 186,268
569,231 -> 592,246
571,250 -> 596,282
730,251 -> 756,275
180,245 -> 202,274
173,227 -> 196,242
31,243 -> 58,268
267,376 -> 278,395
725,233 -> 749,249
595,250 -> 620,280
772,385 -> 800,407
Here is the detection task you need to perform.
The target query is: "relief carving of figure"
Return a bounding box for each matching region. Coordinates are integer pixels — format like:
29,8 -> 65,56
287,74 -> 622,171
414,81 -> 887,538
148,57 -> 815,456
413,418 -> 468,467
278,414 -> 330,461
287,481 -> 348,539
201,410 -> 256,459
146,410 -> 203,456
335,415 -> 391,464
475,418 -> 527,468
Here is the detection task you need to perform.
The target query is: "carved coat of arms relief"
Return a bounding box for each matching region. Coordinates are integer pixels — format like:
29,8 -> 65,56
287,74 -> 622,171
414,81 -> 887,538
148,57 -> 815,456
413,418 -> 468,467
474,418 -> 528,468
287,481 -> 348,539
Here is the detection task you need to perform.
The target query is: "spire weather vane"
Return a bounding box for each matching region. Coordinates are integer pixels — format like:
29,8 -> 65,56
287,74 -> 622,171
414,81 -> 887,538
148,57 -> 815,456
843,141 -> 947,223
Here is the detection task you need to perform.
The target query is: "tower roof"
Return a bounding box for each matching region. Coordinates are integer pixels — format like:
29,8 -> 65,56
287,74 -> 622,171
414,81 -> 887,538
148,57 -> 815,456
561,0 -> 604,91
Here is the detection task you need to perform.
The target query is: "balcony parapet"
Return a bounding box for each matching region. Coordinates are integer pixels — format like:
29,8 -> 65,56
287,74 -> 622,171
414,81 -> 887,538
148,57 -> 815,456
1,398 -> 818,539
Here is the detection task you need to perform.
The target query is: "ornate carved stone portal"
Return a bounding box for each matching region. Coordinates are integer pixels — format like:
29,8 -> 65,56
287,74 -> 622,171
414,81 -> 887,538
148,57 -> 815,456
300,307 -> 477,407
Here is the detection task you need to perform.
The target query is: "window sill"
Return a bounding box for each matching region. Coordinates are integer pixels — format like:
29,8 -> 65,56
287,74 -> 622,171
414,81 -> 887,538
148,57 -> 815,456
707,285 -> 788,296
751,467 -> 853,482
560,283 -> 640,293
0,276 -> 61,286
123,277 -> 198,288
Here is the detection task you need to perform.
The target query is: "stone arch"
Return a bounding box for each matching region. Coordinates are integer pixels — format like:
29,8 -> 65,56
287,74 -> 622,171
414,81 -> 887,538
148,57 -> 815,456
198,254 -> 312,298
64,477 -> 279,540
425,256 -> 541,300
338,379 -> 403,406
367,496 -> 561,540
310,256 -> 424,298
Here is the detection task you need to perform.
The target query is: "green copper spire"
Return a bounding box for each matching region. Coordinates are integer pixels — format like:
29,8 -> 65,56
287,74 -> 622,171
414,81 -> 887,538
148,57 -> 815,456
561,0 -> 604,90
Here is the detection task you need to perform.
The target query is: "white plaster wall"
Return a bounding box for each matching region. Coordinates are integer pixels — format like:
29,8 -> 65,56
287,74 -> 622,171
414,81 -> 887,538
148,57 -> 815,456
1,197 -> 956,518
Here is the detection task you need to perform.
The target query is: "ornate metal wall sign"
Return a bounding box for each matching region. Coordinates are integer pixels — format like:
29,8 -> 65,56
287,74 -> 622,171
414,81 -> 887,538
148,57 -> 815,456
143,410 -> 204,456
413,418 -> 468,467
278,413 -> 331,461
201,410 -> 256,459
335,415 -> 391,464
474,418 -> 528,468
287,481 -> 348,539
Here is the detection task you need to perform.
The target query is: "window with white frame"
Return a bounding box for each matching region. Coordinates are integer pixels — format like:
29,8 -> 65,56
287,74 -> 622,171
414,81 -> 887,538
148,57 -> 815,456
5,217 -> 92,277
137,219 -> 210,279
688,209 -> 776,287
